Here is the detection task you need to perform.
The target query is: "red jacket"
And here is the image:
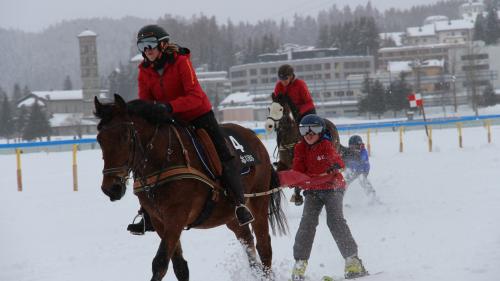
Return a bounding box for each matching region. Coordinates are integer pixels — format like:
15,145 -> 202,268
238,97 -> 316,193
273,78 -> 315,117
138,53 -> 212,121
292,139 -> 346,190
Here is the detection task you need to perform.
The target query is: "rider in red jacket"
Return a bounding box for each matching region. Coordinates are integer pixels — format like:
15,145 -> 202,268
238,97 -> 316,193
128,25 -> 254,234
273,64 -> 316,123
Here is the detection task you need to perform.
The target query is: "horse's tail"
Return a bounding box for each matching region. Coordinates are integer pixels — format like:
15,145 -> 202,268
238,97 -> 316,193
268,165 -> 288,236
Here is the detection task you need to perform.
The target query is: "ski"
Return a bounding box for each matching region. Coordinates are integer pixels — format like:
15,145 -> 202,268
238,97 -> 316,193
321,271 -> 383,281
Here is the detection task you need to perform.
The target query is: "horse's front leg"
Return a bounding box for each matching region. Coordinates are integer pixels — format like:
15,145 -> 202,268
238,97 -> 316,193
151,240 -> 168,281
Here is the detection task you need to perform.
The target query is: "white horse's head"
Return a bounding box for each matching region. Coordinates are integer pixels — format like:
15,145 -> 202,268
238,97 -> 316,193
265,102 -> 285,133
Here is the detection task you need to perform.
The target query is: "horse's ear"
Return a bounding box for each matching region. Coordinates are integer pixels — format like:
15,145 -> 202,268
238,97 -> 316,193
114,94 -> 127,109
271,92 -> 279,102
94,96 -> 102,113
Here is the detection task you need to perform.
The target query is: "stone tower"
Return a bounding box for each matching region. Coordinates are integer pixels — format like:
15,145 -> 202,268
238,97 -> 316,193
77,30 -> 99,116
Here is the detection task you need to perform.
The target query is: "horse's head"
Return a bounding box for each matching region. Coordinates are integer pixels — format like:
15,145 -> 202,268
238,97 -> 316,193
94,94 -> 134,201
265,93 -> 297,134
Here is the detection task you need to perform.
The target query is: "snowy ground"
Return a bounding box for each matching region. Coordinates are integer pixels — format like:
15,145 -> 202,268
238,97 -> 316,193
1,124 -> 500,281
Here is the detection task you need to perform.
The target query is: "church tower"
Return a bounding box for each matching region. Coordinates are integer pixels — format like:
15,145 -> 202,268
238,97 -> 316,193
77,30 -> 99,115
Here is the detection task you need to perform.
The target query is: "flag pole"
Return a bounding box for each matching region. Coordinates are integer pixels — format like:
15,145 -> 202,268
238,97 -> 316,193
420,103 -> 429,137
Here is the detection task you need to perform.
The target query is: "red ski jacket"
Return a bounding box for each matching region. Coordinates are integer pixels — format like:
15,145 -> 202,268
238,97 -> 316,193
291,139 -> 346,190
138,53 -> 212,121
273,78 -> 315,117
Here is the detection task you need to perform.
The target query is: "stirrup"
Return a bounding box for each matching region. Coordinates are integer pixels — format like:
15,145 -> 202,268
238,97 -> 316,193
235,205 -> 254,226
128,213 -> 145,235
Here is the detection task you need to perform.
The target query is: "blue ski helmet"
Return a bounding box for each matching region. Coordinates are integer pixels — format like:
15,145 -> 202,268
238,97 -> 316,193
299,114 -> 326,136
349,135 -> 363,146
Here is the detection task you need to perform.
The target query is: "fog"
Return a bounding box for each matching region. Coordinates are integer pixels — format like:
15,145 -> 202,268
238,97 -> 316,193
1,0 -> 443,32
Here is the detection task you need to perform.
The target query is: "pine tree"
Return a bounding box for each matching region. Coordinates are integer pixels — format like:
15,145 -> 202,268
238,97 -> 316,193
0,95 -> 15,141
474,13 -> 486,41
485,6 -> 500,44
370,80 -> 386,118
317,25 -> 330,48
63,75 -> 73,90
12,83 -> 22,103
15,106 -> 29,140
22,102 -> 51,141
386,73 -> 411,116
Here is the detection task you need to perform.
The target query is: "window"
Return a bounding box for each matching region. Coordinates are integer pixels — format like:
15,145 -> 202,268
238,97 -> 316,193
305,65 -> 312,71
250,79 -> 258,84
334,91 -> 345,97
261,78 -> 269,83
346,90 -> 354,96
314,64 -> 322,71
323,92 -> 332,98
325,73 -> 331,79
260,68 -> 268,75
250,69 -> 257,76
296,65 -> 304,72
324,63 -> 331,69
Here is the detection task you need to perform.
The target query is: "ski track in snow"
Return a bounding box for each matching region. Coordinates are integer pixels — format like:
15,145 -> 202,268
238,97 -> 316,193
1,125 -> 500,281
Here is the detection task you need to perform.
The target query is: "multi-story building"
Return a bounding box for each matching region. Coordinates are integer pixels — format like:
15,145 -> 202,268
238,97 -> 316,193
228,47 -> 374,119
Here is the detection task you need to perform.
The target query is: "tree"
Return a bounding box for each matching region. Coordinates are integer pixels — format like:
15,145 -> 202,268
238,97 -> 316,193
358,77 -> 386,118
473,13 -> 486,41
484,5 -> 500,44
12,83 -> 22,103
63,75 -> 73,90
479,83 -> 497,107
386,73 -> 412,117
0,95 -> 15,141
22,102 -> 51,141
15,106 -> 29,140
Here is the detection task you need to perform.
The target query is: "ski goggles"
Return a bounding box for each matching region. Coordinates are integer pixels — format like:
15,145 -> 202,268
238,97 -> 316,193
299,125 -> 323,136
137,37 -> 159,52
278,73 -> 289,80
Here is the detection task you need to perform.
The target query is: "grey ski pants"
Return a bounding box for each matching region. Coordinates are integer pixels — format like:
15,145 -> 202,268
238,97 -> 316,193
293,189 -> 358,261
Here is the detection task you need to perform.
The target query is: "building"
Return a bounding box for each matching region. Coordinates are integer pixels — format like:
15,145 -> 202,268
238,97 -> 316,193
227,46 -> 374,120
77,30 -> 101,116
17,89 -> 107,136
16,29 -> 105,137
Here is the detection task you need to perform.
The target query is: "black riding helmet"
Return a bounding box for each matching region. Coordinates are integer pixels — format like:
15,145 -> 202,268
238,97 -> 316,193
278,64 -> 294,80
137,24 -> 170,53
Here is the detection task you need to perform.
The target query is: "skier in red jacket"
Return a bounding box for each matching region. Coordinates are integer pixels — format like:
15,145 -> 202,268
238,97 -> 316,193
127,25 -> 254,234
290,114 -> 368,281
273,64 -> 316,123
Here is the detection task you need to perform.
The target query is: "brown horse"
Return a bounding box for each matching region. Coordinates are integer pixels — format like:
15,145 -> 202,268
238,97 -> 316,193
95,94 -> 287,281
264,93 -> 345,172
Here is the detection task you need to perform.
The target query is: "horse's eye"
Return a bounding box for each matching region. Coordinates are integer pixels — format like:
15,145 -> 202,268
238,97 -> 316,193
280,108 -> 283,111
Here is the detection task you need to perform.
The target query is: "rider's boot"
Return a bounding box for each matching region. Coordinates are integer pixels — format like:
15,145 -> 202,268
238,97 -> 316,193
127,207 -> 155,235
221,160 -> 254,226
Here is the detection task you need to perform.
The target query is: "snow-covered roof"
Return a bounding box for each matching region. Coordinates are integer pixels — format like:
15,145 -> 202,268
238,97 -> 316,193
32,90 -> 83,100
388,61 -> 413,73
379,32 -> 404,46
18,98 -> 45,107
50,113 -> 97,127
78,30 -> 97,37
435,19 -> 474,32
407,24 -> 435,37
219,92 -> 269,106
379,42 -> 465,52
424,15 -> 449,25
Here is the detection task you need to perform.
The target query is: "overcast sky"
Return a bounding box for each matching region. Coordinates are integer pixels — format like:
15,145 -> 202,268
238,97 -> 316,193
1,0 -> 442,32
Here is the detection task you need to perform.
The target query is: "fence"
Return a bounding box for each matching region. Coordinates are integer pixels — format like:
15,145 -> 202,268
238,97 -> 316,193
2,114 -> 499,191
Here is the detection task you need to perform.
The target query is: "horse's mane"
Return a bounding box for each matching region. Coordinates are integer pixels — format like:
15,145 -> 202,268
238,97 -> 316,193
95,99 -> 174,128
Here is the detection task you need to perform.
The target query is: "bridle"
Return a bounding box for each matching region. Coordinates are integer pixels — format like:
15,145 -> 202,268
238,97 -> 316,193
99,120 -> 160,186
